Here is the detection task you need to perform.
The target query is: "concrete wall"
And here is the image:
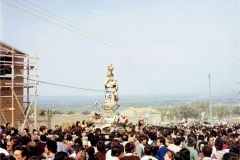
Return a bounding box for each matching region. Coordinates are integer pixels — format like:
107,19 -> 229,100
24,112 -> 162,131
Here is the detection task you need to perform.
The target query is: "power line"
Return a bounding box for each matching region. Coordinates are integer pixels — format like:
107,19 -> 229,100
21,0 -> 207,76
25,78 -> 105,93
3,0 -> 207,77
2,0 -> 234,90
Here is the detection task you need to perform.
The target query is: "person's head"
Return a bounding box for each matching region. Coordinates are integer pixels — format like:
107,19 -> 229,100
198,135 -> 204,141
74,137 -> 82,148
55,134 -> 64,142
156,136 -> 166,147
87,133 -> 94,141
179,148 -> 190,160
125,142 -> 135,154
174,137 -> 182,146
144,145 -> 152,156
82,120 -> 86,125
139,135 -> 147,145
207,135 -> 215,147
187,137 -> 196,147
54,151 -> 69,160
66,134 -> 73,142
198,141 -> 208,152
113,132 -> 122,142
76,121 -> 80,127
96,140 -> 105,153
202,145 -> 213,157
148,132 -> 157,141
82,139 -> 88,151
111,144 -> 124,158
86,146 -> 95,157
90,135 -> 99,147
122,133 -> 128,142
226,139 -> 235,149
21,136 -> 31,145
39,126 -> 47,133
7,141 -> 13,151
40,134 -> 47,142
214,137 -> 223,150
55,125 -> 59,130
6,123 -> 11,129
13,145 -> 29,160
32,129 -> 38,135
133,133 -> 139,142
222,152 -> 239,160
95,128 -> 101,135
45,140 -> 57,154
10,128 -> 18,136
111,139 -> 120,150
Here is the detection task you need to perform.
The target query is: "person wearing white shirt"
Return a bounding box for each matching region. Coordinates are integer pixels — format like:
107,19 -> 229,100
111,144 -> 124,160
106,139 -> 120,160
141,145 -> 157,160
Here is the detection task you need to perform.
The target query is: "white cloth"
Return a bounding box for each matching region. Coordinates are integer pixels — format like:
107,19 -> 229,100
148,139 -> 153,145
69,152 -> 76,158
106,149 -> 114,160
0,148 -> 9,156
141,155 -> 157,160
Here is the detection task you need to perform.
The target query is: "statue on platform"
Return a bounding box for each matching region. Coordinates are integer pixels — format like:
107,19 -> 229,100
103,64 -> 119,111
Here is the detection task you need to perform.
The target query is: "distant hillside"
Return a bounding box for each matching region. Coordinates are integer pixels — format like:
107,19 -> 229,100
36,94 -> 238,113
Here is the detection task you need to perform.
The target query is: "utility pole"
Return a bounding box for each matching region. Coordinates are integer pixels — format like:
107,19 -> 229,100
208,74 -> 212,124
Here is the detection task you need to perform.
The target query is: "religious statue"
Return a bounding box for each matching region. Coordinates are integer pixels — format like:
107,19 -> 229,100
103,64 -> 119,111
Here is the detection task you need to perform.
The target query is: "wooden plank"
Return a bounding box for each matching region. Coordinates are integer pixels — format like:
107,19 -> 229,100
0,95 -> 38,97
0,54 -> 38,59
0,61 -> 36,64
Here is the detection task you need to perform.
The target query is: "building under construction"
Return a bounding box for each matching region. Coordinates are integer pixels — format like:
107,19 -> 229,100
0,41 -> 38,130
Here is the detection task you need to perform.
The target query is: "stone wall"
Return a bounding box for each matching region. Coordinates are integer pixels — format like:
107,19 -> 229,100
25,111 -> 162,131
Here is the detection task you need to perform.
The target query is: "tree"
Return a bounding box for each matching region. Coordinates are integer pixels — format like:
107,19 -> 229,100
213,106 -> 230,119
232,106 -> 240,115
179,105 -> 199,119
52,110 -> 62,114
81,110 -> 91,115
66,110 -> 75,114
38,109 -> 46,116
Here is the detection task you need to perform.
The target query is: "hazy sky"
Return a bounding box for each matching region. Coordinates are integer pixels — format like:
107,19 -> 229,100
1,0 -> 239,97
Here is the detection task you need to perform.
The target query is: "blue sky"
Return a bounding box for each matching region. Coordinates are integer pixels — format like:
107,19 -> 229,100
1,0 -> 239,97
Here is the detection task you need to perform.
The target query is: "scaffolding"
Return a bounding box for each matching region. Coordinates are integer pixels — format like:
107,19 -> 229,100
0,41 -> 39,131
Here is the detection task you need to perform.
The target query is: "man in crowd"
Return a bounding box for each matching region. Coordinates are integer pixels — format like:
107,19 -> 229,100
186,137 -> 199,160
213,138 -> 228,159
135,135 -> 147,158
157,136 -> 168,160
13,145 -> 29,160
120,142 -> 140,160
167,137 -> 182,153
94,140 -> 106,160
6,140 -> 13,156
200,145 -> 215,160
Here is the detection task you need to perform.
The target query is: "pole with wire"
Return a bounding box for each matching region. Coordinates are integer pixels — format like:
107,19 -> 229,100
208,74 -> 212,124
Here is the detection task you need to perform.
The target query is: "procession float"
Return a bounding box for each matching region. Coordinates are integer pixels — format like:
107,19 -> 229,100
90,64 -> 128,134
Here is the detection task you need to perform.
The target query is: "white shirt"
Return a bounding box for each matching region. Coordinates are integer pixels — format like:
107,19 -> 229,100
0,148 -> 9,156
148,139 -> 153,145
69,152 -> 76,158
141,155 -> 157,160
106,149 -> 114,160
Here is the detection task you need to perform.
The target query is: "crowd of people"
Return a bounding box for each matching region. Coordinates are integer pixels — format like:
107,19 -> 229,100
0,119 -> 239,160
